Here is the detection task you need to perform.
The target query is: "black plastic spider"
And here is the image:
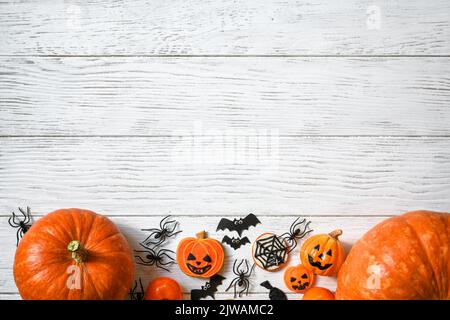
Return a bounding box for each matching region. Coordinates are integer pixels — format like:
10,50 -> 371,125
280,217 -> 313,253
225,259 -> 255,298
129,278 -> 145,300
140,215 -> 182,248
134,244 -> 176,272
8,207 -> 33,246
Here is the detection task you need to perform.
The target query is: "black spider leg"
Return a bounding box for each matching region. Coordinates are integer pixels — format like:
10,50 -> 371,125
163,217 -> 182,238
134,244 -> 158,267
8,212 -> 21,246
279,217 -> 302,243
288,219 -> 313,252
134,250 -> 156,267
129,280 -> 137,300
140,215 -> 172,247
240,261 -> 255,297
137,278 -> 145,300
237,259 -> 248,298
280,218 -> 313,253
279,232 -> 297,253
8,207 -> 33,246
8,210 -> 21,227
18,228 -> 25,241
140,215 -> 182,248
129,280 -> 139,300
226,259 -> 255,298
159,215 -> 171,228
19,207 -> 32,226
7,213 -> 17,228
134,246 -> 176,272
154,248 -> 176,272
225,259 -> 242,298
159,215 -> 182,240
140,227 -> 165,247
129,278 -> 145,300
237,260 -> 255,297
12,229 -> 20,247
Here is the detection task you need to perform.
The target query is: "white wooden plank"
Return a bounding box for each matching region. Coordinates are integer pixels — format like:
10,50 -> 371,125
1,137 -> 449,216
0,293 -> 20,300
1,57 -> 450,136
0,215 -> 385,297
0,0 -> 449,55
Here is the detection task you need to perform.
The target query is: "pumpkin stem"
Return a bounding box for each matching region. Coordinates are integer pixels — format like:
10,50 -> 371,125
196,231 -> 207,239
67,240 -> 89,263
328,229 -> 343,239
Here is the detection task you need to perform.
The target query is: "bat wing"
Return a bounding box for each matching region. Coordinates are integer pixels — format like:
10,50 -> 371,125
231,214 -> 261,236
191,280 -> 223,300
191,289 -> 208,300
190,275 -> 225,301
201,275 -> 225,300
221,235 -> 237,249
243,213 -> 261,229
216,218 -> 235,232
240,236 -> 251,246
209,274 -> 225,289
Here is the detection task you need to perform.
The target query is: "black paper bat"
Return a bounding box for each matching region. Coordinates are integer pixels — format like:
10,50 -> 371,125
221,235 -> 251,250
216,213 -> 261,236
191,274 -> 226,300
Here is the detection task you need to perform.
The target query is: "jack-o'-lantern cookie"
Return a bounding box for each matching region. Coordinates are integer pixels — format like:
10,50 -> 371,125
177,231 -> 224,278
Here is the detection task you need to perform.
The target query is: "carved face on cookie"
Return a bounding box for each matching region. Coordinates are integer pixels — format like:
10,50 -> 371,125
177,232 -> 224,278
300,230 -> 345,276
284,264 -> 315,293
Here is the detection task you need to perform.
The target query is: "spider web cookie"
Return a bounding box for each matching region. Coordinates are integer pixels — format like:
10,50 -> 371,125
252,232 -> 289,271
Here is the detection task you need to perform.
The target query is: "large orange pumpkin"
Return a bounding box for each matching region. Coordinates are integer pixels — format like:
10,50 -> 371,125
300,230 -> 345,276
13,208 -> 135,300
176,231 -> 224,278
336,211 -> 450,300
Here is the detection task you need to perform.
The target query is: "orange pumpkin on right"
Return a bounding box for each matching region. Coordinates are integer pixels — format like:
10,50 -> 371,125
336,211 -> 450,300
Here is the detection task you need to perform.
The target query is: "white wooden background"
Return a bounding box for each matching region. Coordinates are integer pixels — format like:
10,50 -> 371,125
0,0 -> 449,300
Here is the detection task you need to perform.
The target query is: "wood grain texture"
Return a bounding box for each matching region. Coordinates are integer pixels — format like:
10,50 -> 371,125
0,293 -> 20,300
0,0 -> 449,55
1,0 -> 449,301
1,137 -> 449,216
1,57 -> 450,136
0,215 -> 385,298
